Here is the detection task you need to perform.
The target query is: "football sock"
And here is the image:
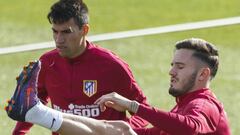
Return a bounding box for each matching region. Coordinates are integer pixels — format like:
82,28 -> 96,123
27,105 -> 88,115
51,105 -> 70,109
25,101 -> 63,132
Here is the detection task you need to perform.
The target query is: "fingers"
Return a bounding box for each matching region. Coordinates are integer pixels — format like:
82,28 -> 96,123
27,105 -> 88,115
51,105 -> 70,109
95,92 -> 117,105
95,93 -> 114,112
104,101 -> 121,111
104,101 -> 114,108
95,92 -> 122,111
95,92 -> 133,112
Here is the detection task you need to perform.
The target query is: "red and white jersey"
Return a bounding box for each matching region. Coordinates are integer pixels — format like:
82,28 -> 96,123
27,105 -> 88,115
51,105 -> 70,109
13,41 -> 149,135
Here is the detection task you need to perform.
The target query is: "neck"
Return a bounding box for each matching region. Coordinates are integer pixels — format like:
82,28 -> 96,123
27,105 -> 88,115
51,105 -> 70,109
188,82 -> 210,94
69,38 -> 87,59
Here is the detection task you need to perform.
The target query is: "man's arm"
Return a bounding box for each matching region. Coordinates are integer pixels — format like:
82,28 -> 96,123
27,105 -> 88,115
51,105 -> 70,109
96,92 -> 221,135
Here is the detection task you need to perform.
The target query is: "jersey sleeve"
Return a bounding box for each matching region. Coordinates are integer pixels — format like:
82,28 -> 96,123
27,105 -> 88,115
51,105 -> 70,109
37,57 -> 49,105
12,121 -> 33,135
111,61 -> 150,128
134,127 -> 163,135
135,99 -> 221,134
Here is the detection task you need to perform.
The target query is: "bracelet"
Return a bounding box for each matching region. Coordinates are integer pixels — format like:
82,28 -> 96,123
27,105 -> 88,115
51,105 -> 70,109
129,100 -> 139,113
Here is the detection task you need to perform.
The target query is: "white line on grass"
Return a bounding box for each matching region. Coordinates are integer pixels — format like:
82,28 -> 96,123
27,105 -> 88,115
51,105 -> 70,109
1,16 -> 240,55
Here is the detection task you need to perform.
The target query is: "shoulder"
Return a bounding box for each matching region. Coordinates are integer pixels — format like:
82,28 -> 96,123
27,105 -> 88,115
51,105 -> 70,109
87,42 -> 130,70
186,91 -> 224,117
186,91 -> 227,130
39,49 -> 60,66
40,49 -> 59,59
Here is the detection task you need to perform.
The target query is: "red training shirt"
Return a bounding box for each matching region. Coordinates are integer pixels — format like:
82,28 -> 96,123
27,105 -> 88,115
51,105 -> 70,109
13,41 -> 149,135
134,88 -> 231,135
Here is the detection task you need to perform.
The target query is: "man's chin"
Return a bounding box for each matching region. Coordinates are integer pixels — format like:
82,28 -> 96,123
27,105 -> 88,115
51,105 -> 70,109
169,88 -> 182,97
58,51 -> 67,58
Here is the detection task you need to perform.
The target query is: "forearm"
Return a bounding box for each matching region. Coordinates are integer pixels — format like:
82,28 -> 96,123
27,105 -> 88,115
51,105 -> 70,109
135,104 -> 196,134
125,100 -> 149,128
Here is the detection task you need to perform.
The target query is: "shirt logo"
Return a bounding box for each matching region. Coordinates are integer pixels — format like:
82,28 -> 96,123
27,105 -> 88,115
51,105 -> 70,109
53,104 -> 100,117
83,80 -> 97,97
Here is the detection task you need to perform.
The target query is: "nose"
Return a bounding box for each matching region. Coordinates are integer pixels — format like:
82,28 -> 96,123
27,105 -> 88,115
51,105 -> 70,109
55,33 -> 64,43
169,66 -> 176,77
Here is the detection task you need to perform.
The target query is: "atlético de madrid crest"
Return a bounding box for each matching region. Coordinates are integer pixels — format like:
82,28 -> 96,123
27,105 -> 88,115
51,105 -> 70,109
83,80 -> 97,97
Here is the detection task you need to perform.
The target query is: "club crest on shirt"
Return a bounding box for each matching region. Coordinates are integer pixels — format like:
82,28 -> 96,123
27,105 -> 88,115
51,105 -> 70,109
83,80 -> 97,97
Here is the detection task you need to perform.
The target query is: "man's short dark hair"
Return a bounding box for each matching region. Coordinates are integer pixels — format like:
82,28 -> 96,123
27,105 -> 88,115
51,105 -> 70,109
47,0 -> 89,29
175,38 -> 219,79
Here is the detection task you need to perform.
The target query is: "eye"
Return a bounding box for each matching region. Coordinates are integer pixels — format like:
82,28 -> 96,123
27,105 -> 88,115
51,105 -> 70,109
63,29 -> 73,34
177,64 -> 184,69
52,29 -> 58,34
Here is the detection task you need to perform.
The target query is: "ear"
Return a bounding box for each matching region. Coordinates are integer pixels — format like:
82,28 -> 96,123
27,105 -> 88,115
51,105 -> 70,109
81,24 -> 89,35
198,68 -> 211,81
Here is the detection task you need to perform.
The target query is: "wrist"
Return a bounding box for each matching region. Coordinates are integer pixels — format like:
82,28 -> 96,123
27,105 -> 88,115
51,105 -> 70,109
128,100 -> 139,113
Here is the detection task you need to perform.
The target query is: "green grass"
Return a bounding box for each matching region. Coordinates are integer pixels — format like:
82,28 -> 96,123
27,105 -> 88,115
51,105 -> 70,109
1,0 -> 240,134
1,0 -> 240,47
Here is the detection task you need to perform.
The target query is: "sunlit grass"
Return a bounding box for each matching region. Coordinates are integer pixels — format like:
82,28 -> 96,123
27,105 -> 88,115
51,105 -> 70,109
1,0 -> 240,134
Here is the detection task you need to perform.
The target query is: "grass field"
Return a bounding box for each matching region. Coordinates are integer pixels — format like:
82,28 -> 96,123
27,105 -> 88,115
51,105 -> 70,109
1,0 -> 240,134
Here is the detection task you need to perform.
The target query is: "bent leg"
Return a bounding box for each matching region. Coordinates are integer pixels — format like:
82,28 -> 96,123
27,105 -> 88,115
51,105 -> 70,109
58,113 -> 106,135
58,113 -> 137,135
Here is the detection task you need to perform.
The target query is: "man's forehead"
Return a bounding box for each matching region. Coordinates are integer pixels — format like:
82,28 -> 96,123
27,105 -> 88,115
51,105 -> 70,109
173,49 -> 194,63
175,48 -> 193,56
52,19 -> 79,31
52,25 -> 73,30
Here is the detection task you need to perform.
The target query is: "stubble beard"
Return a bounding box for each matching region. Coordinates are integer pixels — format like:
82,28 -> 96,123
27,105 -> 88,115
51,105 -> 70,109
169,71 -> 198,97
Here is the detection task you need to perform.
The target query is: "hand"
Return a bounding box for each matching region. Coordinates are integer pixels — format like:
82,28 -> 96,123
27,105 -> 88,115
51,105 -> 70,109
95,92 -> 139,113
95,92 -> 130,112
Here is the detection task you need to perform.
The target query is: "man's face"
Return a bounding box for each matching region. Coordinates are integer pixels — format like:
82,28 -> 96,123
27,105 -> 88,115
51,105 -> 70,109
52,18 -> 85,58
169,49 -> 199,97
